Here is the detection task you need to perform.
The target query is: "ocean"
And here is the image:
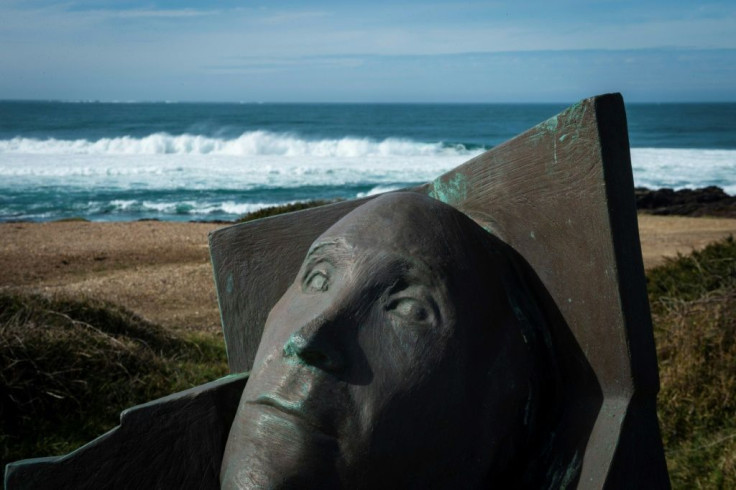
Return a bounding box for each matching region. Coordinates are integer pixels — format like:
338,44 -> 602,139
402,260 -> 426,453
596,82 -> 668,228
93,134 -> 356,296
1,101 -> 734,222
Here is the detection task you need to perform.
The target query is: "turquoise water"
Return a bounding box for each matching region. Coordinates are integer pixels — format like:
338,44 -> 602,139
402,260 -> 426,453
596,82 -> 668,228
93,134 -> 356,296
1,101 -> 734,222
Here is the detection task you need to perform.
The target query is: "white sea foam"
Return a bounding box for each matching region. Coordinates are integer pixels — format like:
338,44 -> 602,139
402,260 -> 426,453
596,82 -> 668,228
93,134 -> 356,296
630,148 -> 736,194
357,185 -> 403,197
0,132 -> 472,158
0,152 -> 471,191
103,199 -> 276,216
1,145 -> 733,222
1,146 -> 731,192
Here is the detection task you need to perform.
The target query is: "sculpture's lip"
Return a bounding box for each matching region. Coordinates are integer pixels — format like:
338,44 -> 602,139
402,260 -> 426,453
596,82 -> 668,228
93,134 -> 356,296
248,395 -> 338,439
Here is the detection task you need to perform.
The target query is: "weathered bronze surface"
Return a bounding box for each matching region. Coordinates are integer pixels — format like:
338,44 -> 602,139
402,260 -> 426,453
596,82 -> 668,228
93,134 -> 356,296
221,192 -> 596,488
210,93 -> 670,487
4,374 -> 248,489
5,93 -> 670,489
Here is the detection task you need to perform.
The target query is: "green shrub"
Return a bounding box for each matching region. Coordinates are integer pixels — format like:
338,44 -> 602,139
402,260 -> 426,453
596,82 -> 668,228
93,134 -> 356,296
0,292 -> 228,468
235,199 -> 343,223
649,236 -> 736,489
648,235 -> 736,310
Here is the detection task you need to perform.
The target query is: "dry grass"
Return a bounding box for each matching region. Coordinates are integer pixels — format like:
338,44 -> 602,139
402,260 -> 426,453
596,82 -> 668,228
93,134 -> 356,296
650,236 -> 736,489
0,292 -> 228,468
2,233 -> 735,488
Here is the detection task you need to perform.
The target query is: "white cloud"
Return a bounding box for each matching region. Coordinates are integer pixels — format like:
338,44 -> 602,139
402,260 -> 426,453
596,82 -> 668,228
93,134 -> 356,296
0,1 -> 734,101
257,10 -> 332,25
101,8 -> 220,19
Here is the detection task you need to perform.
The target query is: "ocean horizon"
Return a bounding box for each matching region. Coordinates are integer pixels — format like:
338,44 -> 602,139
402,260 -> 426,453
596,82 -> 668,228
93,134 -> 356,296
1,100 -> 734,222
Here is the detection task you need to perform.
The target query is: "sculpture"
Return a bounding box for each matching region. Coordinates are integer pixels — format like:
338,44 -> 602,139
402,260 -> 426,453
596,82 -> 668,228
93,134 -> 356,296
221,192 -> 564,489
5,94 -> 671,489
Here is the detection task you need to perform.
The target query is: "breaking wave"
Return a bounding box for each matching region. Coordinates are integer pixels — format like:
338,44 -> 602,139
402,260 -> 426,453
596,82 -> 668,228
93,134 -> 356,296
0,131 -> 475,157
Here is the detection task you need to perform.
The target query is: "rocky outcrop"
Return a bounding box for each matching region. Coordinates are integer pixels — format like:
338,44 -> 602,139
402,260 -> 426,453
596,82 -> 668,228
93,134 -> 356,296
635,186 -> 736,218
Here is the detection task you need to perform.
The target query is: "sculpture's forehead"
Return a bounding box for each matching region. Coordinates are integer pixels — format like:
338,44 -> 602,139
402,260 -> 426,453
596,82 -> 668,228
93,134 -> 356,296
315,192 -> 478,261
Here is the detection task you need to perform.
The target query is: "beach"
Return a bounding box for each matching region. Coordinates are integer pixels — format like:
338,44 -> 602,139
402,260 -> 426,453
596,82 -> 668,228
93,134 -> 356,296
2,215 -> 735,334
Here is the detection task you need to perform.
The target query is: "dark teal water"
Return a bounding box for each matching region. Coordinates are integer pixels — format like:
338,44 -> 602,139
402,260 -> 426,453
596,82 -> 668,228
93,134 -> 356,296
1,101 -> 734,222
2,101 -> 735,149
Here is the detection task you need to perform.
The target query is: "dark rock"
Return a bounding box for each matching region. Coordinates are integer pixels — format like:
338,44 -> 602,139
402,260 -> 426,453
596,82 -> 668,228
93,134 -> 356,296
635,186 -> 736,218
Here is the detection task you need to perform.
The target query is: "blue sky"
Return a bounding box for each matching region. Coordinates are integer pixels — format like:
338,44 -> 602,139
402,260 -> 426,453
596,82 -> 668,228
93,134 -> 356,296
1,1 -> 734,102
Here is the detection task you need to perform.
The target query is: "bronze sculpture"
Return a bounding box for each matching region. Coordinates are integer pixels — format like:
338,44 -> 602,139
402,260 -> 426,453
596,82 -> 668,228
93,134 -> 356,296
221,192 -> 566,488
5,94 -> 671,489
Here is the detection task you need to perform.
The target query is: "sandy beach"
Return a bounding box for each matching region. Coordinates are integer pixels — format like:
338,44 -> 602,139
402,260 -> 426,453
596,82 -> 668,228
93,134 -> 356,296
2,215 -> 735,334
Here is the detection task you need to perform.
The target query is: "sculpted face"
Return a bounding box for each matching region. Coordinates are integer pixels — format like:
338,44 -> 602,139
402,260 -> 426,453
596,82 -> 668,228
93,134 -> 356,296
221,193 -> 536,489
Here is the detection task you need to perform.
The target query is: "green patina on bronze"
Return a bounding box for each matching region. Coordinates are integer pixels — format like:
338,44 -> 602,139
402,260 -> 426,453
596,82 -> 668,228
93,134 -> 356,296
531,100 -> 592,170
556,101 -> 589,146
541,114 -> 559,134
428,172 -> 468,206
529,113 -> 559,149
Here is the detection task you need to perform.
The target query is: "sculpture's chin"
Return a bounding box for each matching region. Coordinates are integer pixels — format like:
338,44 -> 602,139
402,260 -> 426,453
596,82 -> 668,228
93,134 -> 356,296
221,404 -> 343,490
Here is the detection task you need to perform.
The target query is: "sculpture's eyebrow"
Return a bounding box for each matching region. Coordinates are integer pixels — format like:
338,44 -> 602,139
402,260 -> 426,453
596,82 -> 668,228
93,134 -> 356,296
304,240 -> 350,267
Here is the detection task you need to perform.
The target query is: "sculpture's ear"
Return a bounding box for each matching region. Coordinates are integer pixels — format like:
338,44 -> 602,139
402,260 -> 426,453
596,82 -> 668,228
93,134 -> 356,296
209,93 -> 669,488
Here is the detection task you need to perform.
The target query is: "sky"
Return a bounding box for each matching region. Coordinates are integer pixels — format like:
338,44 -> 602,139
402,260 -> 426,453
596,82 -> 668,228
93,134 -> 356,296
1,0 -> 735,103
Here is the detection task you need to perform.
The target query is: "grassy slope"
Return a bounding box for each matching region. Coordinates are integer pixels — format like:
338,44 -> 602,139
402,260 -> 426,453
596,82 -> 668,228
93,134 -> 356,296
650,236 -> 736,489
1,235 -> 734,487
0,294 -> 228,468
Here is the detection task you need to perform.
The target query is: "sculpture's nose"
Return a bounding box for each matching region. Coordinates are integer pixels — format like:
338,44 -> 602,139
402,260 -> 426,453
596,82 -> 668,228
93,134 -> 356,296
283,315 -> 346,373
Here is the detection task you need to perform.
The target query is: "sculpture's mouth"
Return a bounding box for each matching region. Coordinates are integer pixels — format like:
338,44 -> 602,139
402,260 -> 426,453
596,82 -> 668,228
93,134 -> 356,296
248,395 -> 338,440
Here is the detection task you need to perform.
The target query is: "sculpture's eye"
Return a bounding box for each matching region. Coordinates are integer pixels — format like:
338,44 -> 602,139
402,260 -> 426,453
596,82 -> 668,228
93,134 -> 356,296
304,270 -> 329,292
388,297 -> 431,324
